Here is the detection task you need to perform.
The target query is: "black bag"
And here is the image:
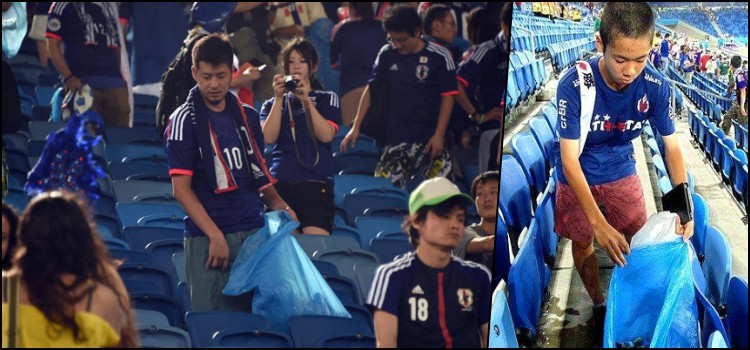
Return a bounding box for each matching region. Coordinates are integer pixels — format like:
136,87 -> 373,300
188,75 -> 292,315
662,182 -> 694,225
360,77 -> 390,146
156,34 -> 205,138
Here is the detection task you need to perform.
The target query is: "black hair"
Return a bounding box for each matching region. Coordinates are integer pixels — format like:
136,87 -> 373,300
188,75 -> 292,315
730,55 -> 742,69
422,4 -> 452,36
349,2 -> 374,21
471,171 -> 499,199
402,197 -> 468,249
599,3 -> 655,51
466,7 -> 499,45
192,33 -> 233,70
281,36 -> 325,91
2,202 -> 19,270
501,2 -> 512,27
383,4 -> 421,37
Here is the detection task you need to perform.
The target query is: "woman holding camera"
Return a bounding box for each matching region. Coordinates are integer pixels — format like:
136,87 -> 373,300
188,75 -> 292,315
260,37 -> 341,235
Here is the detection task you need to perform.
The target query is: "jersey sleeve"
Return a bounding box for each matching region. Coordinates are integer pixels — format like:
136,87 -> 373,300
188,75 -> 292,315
165,108 -> 196,177
737,70 -> 748,90
316,92 -> 342,132
259,98 -> 276,129
244,105 -> 266,150
365,264 -> 403,316
45,2 -> 70,41
476,266 -> 492,326
436,50 -> 458,96
369,44 -> 391,85
649,81 -> 675,137
456,49 -> 481,88
556,72 -> 583,140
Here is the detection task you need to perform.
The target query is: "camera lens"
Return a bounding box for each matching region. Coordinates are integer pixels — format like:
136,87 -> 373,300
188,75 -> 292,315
284,75 -> 298,91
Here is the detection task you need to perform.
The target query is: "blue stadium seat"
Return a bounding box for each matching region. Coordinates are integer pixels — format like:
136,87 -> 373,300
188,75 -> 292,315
27,121 -> 66,141
507,220 -> 550,346
534,186 -> 559,265
352,263 -> 379,307
312,260 -> 340,277
499,155 -> 533,253
130,293 -> 183,328
658,176 -> 673,195
331,134 -> 380,157
116,202 -> 185,229
342,193 -> 408,226
3,147 -> 30,172
724,277 -> 748,348
123,226 -> 184,251
322,274 -> 360,305
333,153 -> 380,175
287,315 -> 374,348
145,239 -> 183,279
652,154 -> 668,178
528,116 -> 555,167
695,285 -> 730,347
707,331 -> 729,348
104,144 -> 167,165
293,234 -> 361,258
691,194 -> 710,262
702,226 -> 732,308
493,214 -> 511,289
211,327 -> 293,348
138,325 -> 192,348
369,237 -> 412,263
186,312 -> 283,348
333,174 -> 395,207
331,226 -> 363,247
344,304 -> 374,334
353,216 -> 404,250
112,180 -> 175,204
542,103 -> 558,134
33,86 -> 56,107
105,126 -> 162,146
108,162 -> 169,182
730,149 -> 748,200
720,138 -> 737,182
312,248 -> 380,289
118,262 -> 176,298
134,309 -> 171,327
489,289 -> 519,348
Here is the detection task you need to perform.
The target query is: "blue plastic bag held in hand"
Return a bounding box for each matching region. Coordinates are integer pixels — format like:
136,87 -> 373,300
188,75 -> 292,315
2,2 -> 27,58
224,210 -> 351,332
604,212 -> 699,348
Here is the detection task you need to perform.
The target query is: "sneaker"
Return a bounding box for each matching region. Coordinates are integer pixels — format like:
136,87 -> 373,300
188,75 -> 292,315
592,304 -> 607,347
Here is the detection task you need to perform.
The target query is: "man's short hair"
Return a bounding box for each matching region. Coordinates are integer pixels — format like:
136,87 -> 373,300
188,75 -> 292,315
383,4 -> 421,37
402,197 -> 468,249
501,2 -> 512,27
730,55 -> 742,69
470,171 -> 499,198
599,3 -> 655,50
192,33 -> 233,70
422,4 -> 452,36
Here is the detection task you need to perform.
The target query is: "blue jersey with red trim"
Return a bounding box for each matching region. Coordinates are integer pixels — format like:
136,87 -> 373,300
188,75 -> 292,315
554,56 -> 675,186
260,91 -> 341,183
369,41 -> 458,144
365,252 -> 491,348
165,104 -> 267,237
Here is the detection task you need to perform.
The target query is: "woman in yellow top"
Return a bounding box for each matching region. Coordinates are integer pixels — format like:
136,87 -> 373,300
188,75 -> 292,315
2,191 -> 139,348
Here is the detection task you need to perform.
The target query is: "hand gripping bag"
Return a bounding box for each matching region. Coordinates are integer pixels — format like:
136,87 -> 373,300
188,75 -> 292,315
224,210 -> 351,331
604,212 -> 699,348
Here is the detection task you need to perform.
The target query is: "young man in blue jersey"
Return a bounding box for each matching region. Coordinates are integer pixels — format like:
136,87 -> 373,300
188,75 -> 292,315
721,55 -> 748,134
165,34 -> 296,312
553,3 -> 694,342
340,4 -> 459,189
366,177 -> 491,348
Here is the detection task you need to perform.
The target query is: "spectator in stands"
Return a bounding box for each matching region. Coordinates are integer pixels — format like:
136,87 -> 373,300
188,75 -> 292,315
340,5 -> 458,189
719,55 -> 731,83
1,191 -> 138,347
260,37 -> 340,236
46,2 -> 131,128
422,4 -> 461,64
701,35 -> 710,52
1,202 -> 19,271
366,177 -> 490,348
453,171 -> 498,269
165,34 -> 297,312
721,55 -> 748,133
330,2 -> 387,126
660,33 -> 671,70
456,2 -> 508,174
680,45 -> 695,82
649,42 -> 663,71
553,3 -> 693,344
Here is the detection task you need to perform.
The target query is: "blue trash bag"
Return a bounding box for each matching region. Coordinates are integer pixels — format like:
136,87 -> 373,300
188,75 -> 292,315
224,210 -> 351,332
604,213 -> 699,348
489,288 -> 519,348
2,2 -> 27,59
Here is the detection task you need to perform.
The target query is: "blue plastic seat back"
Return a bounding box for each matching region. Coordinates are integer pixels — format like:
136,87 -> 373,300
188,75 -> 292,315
695,286 -> 730,347
312,248 -> 380,289
702,226 -> 732,308
493,214 -> 511,289
691,194 -> 710,260
534,189 -> 558,265
724,277 -> 748,348
529,116 -> 555,166
119,262 -> 176,298
658,176 -> 673,195
344,304 -> 374,334
108,162 -> 169,182
507,220 -> 549,340
731,150 -> 748,197
354,216 -> 404,250
653,154 -> 668,178
333,174 -> 395,207
138,325 -> 192,348
123,226 -> 184,252
499,155 -> 533,235
342,193 -> 408,226
186,312 -> 277,348
130,293 -> 183,328
293,234 -> 361,258
288,315 -> 373,348
720,139 -> 737,180
489,289 -> 519,348
511,132 -> 547,196
369,237 -> 412,263
116,202 -> 185,228
112,180 -> 175,204
211,327 -> 292,348
322,274 -> 361,305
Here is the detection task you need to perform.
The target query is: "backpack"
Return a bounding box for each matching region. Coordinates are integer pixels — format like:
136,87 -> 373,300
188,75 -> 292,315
156,33 -> 205,137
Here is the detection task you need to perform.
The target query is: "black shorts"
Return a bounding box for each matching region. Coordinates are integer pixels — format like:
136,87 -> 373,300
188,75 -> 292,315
274,181 -> 334,233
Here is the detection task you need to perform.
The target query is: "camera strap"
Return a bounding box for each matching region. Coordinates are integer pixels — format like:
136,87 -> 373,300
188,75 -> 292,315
286,94 -> 320,170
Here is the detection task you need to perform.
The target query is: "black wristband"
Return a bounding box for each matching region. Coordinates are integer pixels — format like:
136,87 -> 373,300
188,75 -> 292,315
63,74 -> 75,83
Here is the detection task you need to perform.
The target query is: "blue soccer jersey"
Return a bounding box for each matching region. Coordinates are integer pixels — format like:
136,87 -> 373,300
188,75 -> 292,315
46,2 -> 124,85
260,91 -> 341,183
366,252 -> 491,348
330,19 -> 387,96
165,105 -> 267,237
369,41 -> 459,144
554,56 -> 675,186
457,33 -> 507,130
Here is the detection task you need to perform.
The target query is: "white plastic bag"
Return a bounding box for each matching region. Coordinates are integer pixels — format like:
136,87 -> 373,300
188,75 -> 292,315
630,212 -> 681,249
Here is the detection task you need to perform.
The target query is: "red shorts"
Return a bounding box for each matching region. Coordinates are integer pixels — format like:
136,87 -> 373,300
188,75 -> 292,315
554,174 -> 647,243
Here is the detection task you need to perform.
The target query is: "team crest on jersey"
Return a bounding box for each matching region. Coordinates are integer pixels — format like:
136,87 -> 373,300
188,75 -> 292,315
419,56 -> 429,64
416,64 -> 430,80
637,94 -> 649,113
457,289 -> 473,310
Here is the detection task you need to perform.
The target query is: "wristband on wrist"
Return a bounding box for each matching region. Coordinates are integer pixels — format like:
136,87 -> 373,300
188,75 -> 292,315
63,74 -> 75,83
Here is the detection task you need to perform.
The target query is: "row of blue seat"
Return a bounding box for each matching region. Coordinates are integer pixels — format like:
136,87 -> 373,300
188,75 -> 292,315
547,38 -> 596,73
714,8 -> 748,39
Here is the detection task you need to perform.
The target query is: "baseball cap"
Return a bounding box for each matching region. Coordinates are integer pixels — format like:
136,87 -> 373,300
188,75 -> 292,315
409,177 -> 474,215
